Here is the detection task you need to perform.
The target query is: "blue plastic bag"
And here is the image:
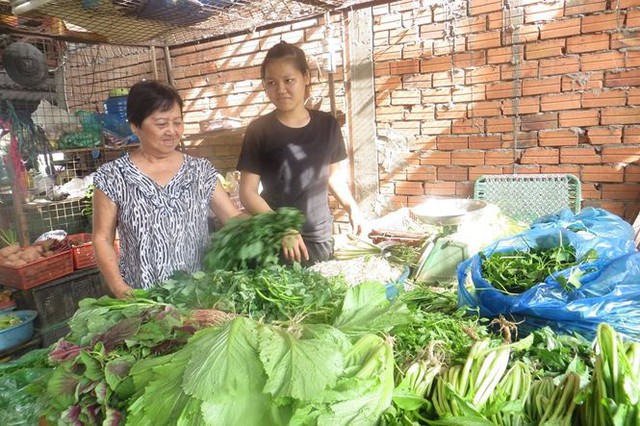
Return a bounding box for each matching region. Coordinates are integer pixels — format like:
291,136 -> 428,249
457,209 -> 640,340
532,207 -> 634,242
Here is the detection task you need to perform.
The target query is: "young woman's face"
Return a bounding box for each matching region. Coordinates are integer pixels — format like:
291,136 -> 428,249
262,58 -> 310,113
133,102 -> 183,154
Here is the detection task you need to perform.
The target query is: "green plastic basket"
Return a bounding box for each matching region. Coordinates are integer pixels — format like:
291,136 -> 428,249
473,174 -> 581,224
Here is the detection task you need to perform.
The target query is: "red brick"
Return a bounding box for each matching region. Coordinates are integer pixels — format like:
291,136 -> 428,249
486,150 -> 519,165
628,9 -> 640,28
561,72 -> 604,91
580,51 -> 625,71
582,90 -> 626,108
559,109 -> 600,127
421,119 -> 452,135
611,32 -> 640,49
391,90 -> 421,105
487,11 -> 504,30
602,146 -> 640,163
437,167 -> 469,181
469,100 -> 502,117
525,39 -> 566,60
406,105 -> 435,121
564,0 -> 607,16
560,146 -> 601,164
419,22 -> 446,40
521,112 -> 559,131
540,18 -> 581,40
582,12 -> 621,33
452,51 -> 487,68
601,107 -> 640,125
455,16 -> 488,35
602,183 -> 640,200
466,65 -> 501,85
540,129 -> 579,146
451,86 -> 487,102
410,136 -> 437,151
405,165 -> 437,182
587,127 -> 623,145
487,116 -> 516,132
376,75 -> 403,91
469,135 -> 503,149
487,81 -> 521,99
521,148 -> 560,164
605,69 -> 640,88
507,24 -> 540,44
421,56 -> 454,73
628,51 -> 640,68
374,44 -> 403,61
470,166 -> 509,181
567,34 -> 610,54
376,106 -> 405,122
630,88 -> 640,106
451,150 -> 485,165
469,31 -> 502,51
424,181 -> 457,197
470,0 -> 503,15
452,118 -> 485,134
581,165 -> 624,182
541,93 -> 582,111
541,165 -> 581,175
501,60 -> 539,80
540,57 -> 580,76
624,164 -> 640,182
390,59 -> 420,75
525,3 -> 565,23
435,104 -> 467,120
581,183 -> 602,200
437,136 -> 469,150
502,97 -> 541,115
421,87 -> 451,103
523,77 -> 562,96
433,70 -> 464,87
403,74 -> 433,90
488,46 -> 520,64
396,181 -> 425,195
624,127 -> 640,144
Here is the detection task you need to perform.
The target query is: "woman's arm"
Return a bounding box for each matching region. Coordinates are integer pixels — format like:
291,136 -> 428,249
328,159 -> 364,235
92,188 -> 131,298
239,170 -> 308,263
210,180 -> 248,224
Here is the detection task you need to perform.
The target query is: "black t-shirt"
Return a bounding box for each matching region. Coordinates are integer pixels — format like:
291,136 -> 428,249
237,109 -> 347,242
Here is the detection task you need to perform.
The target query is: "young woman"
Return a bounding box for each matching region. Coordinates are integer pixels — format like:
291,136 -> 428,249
92,80 -> 244,297
237,41 -> 363,265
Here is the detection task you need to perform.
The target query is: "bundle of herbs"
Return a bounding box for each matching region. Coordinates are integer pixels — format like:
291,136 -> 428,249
203,207 -> 304,271
145,264 -> 349,324
480,243 -> 597,294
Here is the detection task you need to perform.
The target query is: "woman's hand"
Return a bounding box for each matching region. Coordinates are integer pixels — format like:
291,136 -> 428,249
348,206 -> 365,236
282,230 -> 309,264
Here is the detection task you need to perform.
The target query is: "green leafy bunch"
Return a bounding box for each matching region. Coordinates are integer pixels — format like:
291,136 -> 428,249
203,207 -> 304,271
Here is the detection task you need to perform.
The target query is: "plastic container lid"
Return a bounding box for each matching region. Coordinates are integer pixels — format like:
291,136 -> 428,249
108,88 -> 129,98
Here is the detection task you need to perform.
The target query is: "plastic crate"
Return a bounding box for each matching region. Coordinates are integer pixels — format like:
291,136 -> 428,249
473,173 -> 581,224
69,234 -> 120,270
13,268 -> 107,329
0,250 -> 74,290
38,320 -> 70,348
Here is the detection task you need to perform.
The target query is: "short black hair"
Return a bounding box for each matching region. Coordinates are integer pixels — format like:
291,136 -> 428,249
260,41 -> 309,80
127,80 -> 183,127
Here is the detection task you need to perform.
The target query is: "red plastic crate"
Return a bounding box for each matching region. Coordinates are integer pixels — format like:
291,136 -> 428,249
0,250 -> 74,290
69,234 -> 119,270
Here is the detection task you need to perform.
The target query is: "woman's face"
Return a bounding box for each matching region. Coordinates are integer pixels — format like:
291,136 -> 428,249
263,58 -> 309,113
133,102 -> 183,154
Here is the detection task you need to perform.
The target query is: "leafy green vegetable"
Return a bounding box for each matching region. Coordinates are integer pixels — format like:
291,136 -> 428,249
203,207 -> 304,271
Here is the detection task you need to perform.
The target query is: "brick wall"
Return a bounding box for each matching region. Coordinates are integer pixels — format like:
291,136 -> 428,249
372,0 -> 640,220
65,0 -> 640,222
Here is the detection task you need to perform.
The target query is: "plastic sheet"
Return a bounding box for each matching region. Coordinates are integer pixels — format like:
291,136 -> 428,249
457,208 -> 640,340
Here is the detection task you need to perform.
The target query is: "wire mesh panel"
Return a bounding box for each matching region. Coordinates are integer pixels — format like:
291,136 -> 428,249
473,174 -> 582,224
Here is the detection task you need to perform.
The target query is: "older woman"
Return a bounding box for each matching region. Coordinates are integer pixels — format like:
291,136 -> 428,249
92,80 -> 244,297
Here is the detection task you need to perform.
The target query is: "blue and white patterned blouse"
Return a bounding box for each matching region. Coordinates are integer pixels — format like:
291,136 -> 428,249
93,153 -> 217,289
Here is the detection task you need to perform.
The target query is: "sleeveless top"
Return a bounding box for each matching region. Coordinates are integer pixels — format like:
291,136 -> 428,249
93,153 -> 217,288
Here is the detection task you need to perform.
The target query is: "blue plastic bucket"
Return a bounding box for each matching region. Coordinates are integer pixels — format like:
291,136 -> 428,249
0,310 -> 38,352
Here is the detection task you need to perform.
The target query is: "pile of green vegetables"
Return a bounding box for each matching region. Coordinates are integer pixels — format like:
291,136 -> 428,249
480,244 -> 598,294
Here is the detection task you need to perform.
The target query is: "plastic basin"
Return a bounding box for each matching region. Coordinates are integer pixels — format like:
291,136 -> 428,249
0,310 -> 38,352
